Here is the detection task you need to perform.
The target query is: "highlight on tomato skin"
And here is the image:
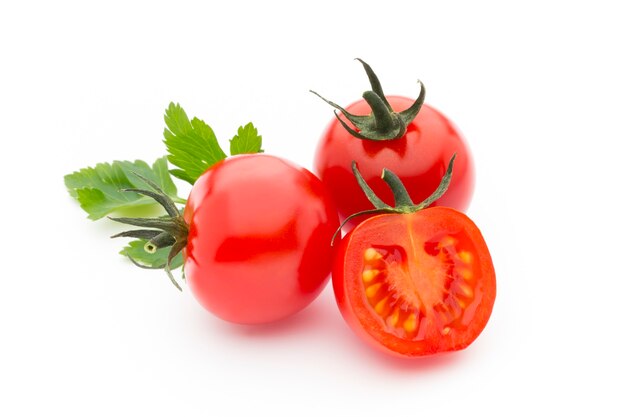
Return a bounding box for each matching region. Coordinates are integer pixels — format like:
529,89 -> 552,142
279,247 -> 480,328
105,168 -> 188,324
332,208 -> 496,357
183,154 -> 340,325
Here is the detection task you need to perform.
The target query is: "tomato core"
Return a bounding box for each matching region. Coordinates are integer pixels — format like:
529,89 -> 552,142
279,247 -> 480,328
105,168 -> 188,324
359,227 -> 480,341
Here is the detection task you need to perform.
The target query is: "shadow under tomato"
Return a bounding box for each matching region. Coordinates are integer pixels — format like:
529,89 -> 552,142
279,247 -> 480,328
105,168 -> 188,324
364,347 -> 465,373
329,323 -> 470,373
190,288 -> 472,373
208,291 -> 341,339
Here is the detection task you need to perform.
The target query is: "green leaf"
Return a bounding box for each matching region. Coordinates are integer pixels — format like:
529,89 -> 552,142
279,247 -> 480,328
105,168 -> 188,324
120,240 -> 183,270
64,157 -> 180,220
163,102 -> 227,184
230,122 -> 263,155
168,169 -> 195,185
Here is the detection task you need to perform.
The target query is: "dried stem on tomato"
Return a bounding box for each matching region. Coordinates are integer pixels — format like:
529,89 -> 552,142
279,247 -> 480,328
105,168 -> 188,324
332,154 -> 456,244
310,58 -> 426,141
109,172 -> 189,290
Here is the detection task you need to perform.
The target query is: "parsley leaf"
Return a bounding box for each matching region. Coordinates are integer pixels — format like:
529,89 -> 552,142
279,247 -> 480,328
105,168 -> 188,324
230,122 -> 263,155
64,157 -> 180,220
119,240 -> 184,270
163,102 -> 227,184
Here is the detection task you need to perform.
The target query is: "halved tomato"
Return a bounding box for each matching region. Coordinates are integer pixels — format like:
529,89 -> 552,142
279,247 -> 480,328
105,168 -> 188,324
333,207 -> 496,357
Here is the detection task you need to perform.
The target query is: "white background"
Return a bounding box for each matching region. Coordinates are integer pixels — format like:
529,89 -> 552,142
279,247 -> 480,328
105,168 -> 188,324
2,1 -> 624,415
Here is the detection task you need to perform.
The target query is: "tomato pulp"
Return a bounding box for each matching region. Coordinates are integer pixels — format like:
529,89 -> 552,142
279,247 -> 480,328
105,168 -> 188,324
333,207 -> 495,357
183,154 -> 339,324
315,97 -> 474,228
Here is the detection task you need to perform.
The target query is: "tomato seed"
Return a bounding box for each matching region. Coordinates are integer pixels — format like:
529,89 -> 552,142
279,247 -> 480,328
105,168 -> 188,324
403,313 -> 418,333
458,283 -> 474,298
362,269 -> 380,283
365,283 -> 383,298
375,296 -> 391,315
388,307 -> 400,327
364,247 -> 383,262
440,236 -> 458,248
458,250 -> 472,263
459,268 -> 472,280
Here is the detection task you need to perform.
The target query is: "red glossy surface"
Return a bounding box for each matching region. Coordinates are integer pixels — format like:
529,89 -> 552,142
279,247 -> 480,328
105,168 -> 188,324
183,154 -> 339,324
332,207 -> 496,357
315,97 -> 474,228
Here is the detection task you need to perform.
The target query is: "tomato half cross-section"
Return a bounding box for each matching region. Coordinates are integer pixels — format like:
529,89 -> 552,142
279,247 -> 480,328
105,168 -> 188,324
312,59 -> 474,228
334,208 -> 495,356
332,157 -> 495,357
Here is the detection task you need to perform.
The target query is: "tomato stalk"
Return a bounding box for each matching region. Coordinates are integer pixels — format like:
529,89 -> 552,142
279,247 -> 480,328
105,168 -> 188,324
310,58 -> 425,140
109,173 -> 188,290
332,154 -> 456,243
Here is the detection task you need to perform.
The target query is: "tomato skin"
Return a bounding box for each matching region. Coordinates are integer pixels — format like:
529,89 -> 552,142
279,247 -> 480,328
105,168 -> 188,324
315,97 -> 474,227
333,207 -> 495,357
183,154 -> 339,324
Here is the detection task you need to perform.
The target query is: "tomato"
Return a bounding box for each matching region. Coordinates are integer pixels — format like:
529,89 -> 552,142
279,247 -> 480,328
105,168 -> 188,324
333,207 -> 496,357
313,60 -> 474,228
182,154 -> 339,324
330,156 -> 495,357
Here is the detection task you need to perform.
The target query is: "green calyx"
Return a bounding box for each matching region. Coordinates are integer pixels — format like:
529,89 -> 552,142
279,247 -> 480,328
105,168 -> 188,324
332,154 -> 456,244
109,173 -> 189,291
311,58 -> 426,141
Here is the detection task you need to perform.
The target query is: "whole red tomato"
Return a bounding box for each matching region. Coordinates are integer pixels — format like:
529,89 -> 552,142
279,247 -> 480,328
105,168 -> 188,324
313,60 -> 474,228
182,154 -> 339,324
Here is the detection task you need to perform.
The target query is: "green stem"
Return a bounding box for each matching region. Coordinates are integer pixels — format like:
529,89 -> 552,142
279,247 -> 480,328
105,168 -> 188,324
109,176 -> 189,291
351,161 -> 390,210
332,154 -> 457,242
312,59 -> 426,141
381,169 -> 414,207
362,91 -> 395,132
355,58 -> 391,110
145,232 -> 177,253
414,154 -> 456,210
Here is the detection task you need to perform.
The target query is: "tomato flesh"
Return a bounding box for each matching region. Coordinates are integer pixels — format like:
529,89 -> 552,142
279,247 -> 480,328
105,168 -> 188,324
333,207 -> 495,356
183,154 -> 339,324
315,97 -> 474,228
